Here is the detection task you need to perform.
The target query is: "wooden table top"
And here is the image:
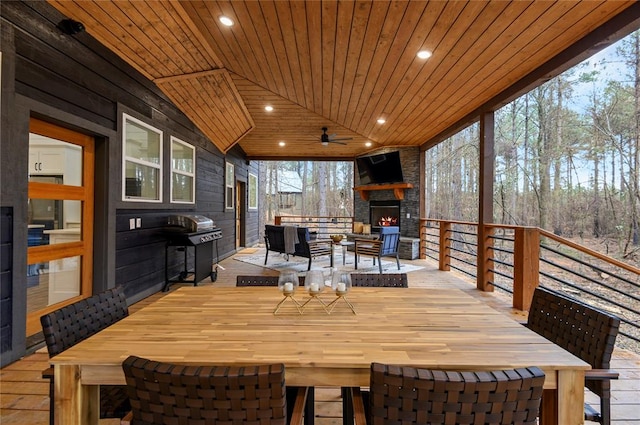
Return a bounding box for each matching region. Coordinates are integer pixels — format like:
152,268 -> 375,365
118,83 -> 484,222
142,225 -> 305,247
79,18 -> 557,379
51,286 -> 589,387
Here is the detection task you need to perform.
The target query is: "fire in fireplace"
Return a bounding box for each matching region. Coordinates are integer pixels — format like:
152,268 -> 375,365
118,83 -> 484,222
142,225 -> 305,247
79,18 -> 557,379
369,200 -> 401,233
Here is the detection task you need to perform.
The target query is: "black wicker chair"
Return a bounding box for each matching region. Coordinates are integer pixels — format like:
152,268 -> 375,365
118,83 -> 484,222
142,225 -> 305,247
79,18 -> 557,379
121,356 -> 308,425
350,273 -> 408,287
352,362 -> 545,425
526,287 -> 620,425
40,286 -> 131,424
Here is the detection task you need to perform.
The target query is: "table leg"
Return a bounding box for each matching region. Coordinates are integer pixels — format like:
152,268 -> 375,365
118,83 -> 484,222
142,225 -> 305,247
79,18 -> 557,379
539,389 -> 558,425
342,387 -> 354,425
305,386 -> 315,425
557,369 -> 585,425
55,364 -> 99,425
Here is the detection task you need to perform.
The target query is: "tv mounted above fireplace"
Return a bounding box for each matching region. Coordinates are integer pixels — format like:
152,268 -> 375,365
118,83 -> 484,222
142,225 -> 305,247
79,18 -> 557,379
356,151 -> 403,185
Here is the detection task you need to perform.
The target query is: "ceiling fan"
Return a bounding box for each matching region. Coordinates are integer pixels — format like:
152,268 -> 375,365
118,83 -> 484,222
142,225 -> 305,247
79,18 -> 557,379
320,127 -> 352,146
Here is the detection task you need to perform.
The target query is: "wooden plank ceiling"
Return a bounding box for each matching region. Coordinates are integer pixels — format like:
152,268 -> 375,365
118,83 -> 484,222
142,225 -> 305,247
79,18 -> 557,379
47,0 -> 637,160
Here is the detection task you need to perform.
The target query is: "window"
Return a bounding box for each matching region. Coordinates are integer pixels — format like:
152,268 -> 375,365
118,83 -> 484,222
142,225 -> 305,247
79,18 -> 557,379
279,193 -> 296,209
225,161 -> 234,209
248,173 -> 258,210
122,114 -> 162,202
170,137 -> 195,203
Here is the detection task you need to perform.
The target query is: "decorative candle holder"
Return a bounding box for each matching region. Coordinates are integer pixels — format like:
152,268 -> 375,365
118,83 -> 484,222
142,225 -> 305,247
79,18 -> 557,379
301,270 -> 328,312
274,270 -> 303,314
326,270 -> 355,314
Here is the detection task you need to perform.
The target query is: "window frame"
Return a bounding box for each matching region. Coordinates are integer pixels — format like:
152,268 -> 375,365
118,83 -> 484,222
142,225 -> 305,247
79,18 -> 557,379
170,136 -> 196,204
248,173 -> 258,210
225,161 -> 234,210
122,113 -> 163,203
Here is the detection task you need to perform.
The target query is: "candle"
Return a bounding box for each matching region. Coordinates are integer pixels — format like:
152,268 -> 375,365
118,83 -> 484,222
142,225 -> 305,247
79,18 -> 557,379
309,283 -> 319,292
337,282 -> 346,292
284,282 -> 293,292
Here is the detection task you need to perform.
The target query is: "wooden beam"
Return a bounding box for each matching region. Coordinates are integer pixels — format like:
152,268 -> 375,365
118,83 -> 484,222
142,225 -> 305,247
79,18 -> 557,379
477,111 -> 494,292
353,183 -> 413,201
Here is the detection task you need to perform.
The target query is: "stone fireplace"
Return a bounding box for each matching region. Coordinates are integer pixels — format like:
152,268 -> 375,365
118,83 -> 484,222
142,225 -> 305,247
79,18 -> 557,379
370,200 -> 401,233
353,147 -> 420,238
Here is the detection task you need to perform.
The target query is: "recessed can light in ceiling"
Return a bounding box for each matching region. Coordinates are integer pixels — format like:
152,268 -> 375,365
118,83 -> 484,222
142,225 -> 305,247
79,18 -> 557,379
219,16 -> 234,27
417,50 -> 432,59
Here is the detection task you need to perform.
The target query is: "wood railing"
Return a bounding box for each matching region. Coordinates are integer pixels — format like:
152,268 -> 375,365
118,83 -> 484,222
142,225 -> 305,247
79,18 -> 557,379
420,218 -> 640,345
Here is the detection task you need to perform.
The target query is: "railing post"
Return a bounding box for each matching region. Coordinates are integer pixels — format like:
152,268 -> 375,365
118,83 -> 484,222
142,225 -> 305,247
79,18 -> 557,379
513,227 -> 540,311
419,219 -> 425,260
274,216 -> 282,225
477,224 -> 494,292
439,221 -> 451,271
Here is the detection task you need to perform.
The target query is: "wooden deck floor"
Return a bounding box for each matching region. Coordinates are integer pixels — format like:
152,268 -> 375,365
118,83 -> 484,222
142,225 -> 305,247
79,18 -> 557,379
2,249 -> 639,424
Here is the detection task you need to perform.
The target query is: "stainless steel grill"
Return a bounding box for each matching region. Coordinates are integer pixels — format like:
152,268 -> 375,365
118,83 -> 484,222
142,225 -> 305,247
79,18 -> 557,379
164,214 -> 222,292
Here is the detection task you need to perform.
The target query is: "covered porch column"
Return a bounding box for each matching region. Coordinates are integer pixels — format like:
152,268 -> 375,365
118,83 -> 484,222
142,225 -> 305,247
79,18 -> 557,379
477,111 -> 494,292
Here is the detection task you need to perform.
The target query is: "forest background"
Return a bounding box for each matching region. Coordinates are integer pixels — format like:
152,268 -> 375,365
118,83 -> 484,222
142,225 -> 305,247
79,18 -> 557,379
259,30 -> 640,266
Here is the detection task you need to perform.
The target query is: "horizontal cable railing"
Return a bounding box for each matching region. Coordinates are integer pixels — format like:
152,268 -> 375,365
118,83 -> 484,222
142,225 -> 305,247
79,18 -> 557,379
420,219 -> 640,348
273,216 -> 354,240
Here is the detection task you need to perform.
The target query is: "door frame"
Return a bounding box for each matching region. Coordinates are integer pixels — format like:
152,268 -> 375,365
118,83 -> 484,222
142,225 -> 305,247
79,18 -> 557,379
26,118 -> 95,336
236,180 -> 246,248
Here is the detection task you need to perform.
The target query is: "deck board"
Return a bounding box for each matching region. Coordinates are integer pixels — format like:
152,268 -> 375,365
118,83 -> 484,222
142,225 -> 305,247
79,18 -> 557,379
2,248 -> 639,424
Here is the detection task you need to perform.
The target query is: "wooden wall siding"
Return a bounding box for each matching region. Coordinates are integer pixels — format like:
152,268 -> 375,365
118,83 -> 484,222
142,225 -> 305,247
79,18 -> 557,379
46,0 -> 637,160
1,1 -> 256,355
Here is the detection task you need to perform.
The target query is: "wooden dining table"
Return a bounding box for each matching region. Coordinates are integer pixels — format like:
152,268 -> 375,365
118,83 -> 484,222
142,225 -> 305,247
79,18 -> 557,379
50,286 -> 589,425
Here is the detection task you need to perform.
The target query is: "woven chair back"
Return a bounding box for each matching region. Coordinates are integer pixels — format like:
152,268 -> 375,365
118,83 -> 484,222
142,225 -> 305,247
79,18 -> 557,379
368,362 -> 545,425
236,275 -> 306,286
40,286 -> 128,357
237,275 -> 279,286
526,286 -> 620,397
122,356 -> 288,425
351,273 -> 408,287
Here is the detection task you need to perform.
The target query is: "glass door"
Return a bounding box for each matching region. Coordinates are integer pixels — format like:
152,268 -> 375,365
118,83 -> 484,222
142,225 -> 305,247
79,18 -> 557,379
26,118 -> 94,336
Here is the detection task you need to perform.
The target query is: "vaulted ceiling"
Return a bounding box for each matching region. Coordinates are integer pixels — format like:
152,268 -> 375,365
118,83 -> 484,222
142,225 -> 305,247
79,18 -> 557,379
47,1 -> 640,160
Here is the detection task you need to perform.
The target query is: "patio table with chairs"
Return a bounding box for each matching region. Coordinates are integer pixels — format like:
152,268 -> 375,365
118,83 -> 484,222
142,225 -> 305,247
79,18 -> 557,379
49,286 -> 590,425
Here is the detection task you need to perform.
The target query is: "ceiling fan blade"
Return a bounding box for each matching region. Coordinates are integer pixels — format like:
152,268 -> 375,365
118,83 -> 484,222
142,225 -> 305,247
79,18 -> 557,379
330,137 -> 353,142
328,140 -> 348,145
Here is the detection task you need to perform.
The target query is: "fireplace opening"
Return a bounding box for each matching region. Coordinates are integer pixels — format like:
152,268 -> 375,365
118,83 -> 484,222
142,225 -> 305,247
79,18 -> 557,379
369,200 -> 401,234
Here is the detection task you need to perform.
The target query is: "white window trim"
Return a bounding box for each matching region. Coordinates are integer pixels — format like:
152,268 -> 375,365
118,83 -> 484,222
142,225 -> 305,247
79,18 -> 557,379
122,113 -> 163,203
225,161 -> 234,210
248,172 -> 258,210
170,136 -> 196,204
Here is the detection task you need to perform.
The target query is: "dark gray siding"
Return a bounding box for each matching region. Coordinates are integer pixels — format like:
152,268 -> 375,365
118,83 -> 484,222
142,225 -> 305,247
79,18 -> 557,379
0,0 -> 260,365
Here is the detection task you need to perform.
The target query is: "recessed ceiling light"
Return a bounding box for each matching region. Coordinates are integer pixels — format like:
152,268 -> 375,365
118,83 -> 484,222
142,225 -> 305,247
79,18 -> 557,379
278,141 -> 286,147
417,50 -> 432,59
377,118 -> 386,124
219,16 -> 234,27
365,141 -> 372,147
265,105 -> 273,112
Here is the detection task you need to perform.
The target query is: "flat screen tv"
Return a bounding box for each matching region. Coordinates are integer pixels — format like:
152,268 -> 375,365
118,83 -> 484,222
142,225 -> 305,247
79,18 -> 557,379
356,151 -> 404,185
